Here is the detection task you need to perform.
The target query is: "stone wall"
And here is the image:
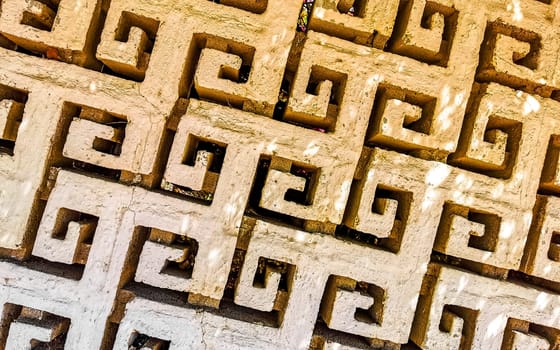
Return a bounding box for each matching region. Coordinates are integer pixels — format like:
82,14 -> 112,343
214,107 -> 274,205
0,0 -> 559,349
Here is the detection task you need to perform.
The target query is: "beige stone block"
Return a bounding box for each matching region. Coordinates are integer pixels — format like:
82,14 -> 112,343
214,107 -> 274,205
450,86 -> 518,173
112,298 -> 205,349
493,34 -> 533,79
194,48 -> 249,107
30,170 -> 134,298
343,155 -> 402,239
164,146 -> 217,192
285,37 -> 375,142
435,207 -> 502,265
391,0 -> 449,63
371,97 -> 436,152
97,0 -> 301,115
260,169 -> 308,217
63,118 -> 122,166
309,0 -> 400,47
34,220 -> 95,265
540,134 -> 560,194
346,196 -> 398,239
0,99 -> 24,142
235,218 -> 428,344
135,241 -> 193,292
6,321 -> 59,350
97,25 -> 153,81
163,106 -> 225,195
0,0 -> 100,64
320,285 -> 376,338
234,254 -> 284,313
412,265 -> 560,349
521,196 -> 560,282
288,79 -> 333,122
511,331 -> 550,350
60,103 -> 160,176
477,17 -> 560,97
181,100 -> 358,224
2,0 -> 560,348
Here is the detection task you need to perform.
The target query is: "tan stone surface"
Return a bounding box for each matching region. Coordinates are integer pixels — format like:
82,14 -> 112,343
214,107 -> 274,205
1,0 -> 560,349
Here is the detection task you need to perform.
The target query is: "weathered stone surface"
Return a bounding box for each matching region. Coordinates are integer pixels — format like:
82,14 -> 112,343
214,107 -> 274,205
1,0 -> 560,349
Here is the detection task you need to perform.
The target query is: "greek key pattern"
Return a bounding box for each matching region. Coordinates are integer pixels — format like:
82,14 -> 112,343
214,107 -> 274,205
0,0 -> 559,349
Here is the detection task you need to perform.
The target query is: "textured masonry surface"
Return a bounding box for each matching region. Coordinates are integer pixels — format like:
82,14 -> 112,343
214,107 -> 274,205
0,0 -> 559,349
